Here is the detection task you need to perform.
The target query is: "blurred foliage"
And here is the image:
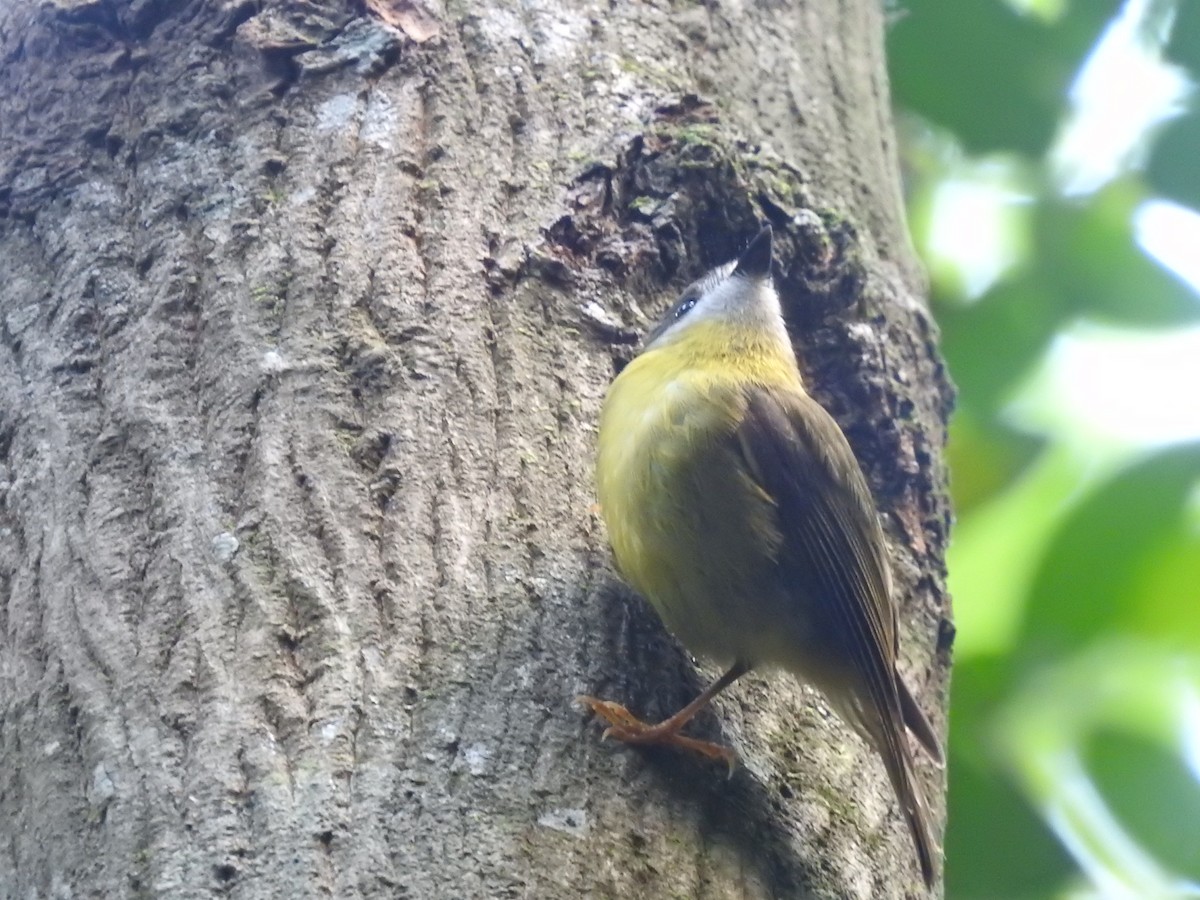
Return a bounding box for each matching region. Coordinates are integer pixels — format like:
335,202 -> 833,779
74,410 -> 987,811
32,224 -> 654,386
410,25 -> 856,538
1151,0 -> 1200,207
887,0 -> 1200,896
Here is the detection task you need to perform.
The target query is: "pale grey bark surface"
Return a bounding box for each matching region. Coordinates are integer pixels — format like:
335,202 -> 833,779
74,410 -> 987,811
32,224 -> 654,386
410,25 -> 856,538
0,1 -> 952,897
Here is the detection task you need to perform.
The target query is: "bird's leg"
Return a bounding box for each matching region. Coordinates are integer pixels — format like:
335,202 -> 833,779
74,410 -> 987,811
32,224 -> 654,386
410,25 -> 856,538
578,661 -> 750,771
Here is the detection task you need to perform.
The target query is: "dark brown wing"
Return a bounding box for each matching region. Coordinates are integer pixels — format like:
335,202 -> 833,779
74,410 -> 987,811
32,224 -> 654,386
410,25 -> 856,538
735,384 -> 939,885
735,385 -> 898,702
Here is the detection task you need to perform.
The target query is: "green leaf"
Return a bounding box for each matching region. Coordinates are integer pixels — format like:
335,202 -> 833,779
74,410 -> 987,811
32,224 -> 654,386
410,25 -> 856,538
1146,112 -> 1200,211
1142,0 -> 1198,210
888,0 -> 1121,156
1086,730 -> 1200,881
1126,520 -> 1200,646
1017,442 -> 1200,664
946,405 -> 1044,514
948,445 -> 1084,658
1033,181 -> 1200,325
937,274 -> 1068,415
945,657 -> 1076,898
1164,0 -> 1200,72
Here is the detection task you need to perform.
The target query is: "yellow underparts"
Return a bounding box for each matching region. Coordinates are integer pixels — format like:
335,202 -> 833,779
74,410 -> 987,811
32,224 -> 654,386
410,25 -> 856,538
596,320 -> 807,665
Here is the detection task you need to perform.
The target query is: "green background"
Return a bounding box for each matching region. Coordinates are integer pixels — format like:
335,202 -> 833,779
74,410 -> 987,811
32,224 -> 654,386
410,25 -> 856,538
887,0 -> 1200,895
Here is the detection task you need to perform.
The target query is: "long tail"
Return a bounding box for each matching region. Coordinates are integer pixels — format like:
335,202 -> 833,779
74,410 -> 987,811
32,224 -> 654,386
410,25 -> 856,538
876,708 -> 939,888
832,673 -> 942,885
899,673 -> 944,766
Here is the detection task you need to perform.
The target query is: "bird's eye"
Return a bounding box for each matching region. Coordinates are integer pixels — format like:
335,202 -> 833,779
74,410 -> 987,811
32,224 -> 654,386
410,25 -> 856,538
674,296 -> 698,319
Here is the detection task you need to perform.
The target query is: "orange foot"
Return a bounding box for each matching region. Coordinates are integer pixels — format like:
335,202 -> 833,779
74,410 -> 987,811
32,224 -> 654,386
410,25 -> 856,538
577,695 -> 738,773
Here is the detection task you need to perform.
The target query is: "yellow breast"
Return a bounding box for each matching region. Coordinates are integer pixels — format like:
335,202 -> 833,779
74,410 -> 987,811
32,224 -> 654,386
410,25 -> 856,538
595,320 -> 801,660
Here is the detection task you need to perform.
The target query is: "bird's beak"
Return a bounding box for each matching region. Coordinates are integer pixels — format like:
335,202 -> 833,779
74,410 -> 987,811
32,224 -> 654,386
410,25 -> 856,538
733,226 -> 773,281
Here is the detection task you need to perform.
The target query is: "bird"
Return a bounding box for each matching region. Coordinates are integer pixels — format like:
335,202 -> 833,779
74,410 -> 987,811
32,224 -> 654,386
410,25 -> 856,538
579,225 -> 943,887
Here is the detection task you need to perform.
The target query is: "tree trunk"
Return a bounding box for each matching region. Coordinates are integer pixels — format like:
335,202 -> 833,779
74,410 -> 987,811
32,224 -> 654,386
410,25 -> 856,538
0,1 -> 953,897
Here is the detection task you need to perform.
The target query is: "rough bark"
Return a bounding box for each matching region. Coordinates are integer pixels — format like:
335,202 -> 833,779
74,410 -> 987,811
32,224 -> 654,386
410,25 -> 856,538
0,1 -> 953,897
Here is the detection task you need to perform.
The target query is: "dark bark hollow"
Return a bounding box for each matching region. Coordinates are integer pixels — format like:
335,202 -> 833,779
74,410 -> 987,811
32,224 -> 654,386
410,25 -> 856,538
0,1 -> 952,897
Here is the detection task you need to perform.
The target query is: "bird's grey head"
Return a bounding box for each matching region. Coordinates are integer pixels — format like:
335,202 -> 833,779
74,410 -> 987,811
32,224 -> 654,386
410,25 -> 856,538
643,226 -> 786,351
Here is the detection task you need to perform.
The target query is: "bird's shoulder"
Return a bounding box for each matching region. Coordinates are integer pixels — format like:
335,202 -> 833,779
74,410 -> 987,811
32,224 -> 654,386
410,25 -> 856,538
735,384 -> 878,522
732,382 -> 898,658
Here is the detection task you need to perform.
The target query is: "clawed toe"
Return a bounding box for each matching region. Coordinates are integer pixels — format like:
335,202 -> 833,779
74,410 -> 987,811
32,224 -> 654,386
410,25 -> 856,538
577,694 -> 738,774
